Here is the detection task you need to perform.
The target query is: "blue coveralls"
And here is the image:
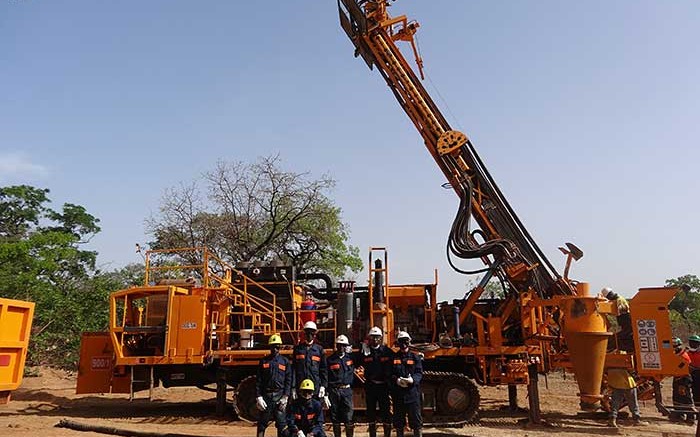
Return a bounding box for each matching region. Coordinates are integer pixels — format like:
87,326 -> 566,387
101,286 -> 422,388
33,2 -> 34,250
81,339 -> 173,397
256,353 -> 292,437
327,351 -> 354,425
286,398 -> 327,437
358,345 -> 393,430
390,350 -> 423,433
292,342 -> 328,398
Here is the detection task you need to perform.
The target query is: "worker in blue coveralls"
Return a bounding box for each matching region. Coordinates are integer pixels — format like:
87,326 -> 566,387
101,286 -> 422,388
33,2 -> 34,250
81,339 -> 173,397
359,326 -> 393,437
327,334 -> 354,437
292,321 -> 328,401
285,379 -> 326,437
390,331 -> 423,437
256,333 -> 292,437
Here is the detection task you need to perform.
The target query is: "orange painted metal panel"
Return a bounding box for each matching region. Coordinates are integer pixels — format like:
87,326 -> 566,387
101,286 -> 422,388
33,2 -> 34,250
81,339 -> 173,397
0,297 -> 35,402
630,287 -> 685,377
75,332 -> 131,394
76,332 -> 115,394
169,295 -> 206,360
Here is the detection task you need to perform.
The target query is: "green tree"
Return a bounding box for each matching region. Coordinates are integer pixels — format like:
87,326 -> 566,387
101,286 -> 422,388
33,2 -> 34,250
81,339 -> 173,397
464,276 -> 506,299
147,155 -> 362,277
0,185 -> 105,368
666,274 -> 700,339
100,262 -> 146,289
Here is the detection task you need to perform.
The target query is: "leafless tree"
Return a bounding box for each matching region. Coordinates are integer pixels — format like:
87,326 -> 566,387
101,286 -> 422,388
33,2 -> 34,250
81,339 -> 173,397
146,155 -> 362,276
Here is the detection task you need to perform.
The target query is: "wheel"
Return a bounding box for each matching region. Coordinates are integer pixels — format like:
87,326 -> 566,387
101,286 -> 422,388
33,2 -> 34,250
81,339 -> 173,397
437,378 -> 478,417
426,371 -> 480,423
234,375 -> 259,422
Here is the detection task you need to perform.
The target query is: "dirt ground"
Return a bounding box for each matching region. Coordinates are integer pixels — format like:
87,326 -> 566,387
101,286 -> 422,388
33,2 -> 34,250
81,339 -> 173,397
0,368 -> 696,437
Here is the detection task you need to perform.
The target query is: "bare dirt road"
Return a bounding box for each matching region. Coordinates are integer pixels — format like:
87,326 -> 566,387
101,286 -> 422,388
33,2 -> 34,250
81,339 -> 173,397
0,367 -> 695,437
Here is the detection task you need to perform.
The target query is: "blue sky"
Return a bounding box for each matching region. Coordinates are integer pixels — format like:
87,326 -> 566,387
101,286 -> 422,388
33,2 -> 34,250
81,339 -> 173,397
2,1 -> 698,300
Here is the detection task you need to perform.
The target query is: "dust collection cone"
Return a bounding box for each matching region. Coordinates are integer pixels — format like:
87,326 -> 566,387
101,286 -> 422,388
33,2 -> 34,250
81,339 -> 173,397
561,296 -> 612,410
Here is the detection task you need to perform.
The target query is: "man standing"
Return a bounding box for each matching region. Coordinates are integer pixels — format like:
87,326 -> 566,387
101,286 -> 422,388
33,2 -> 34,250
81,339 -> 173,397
687,335 -> 700,414
292,321 -> 328,401
390,331 -> 423,437
327,335 -> 354,437
671,337 -> 695,424
359,326 -> 393,437
285,379 -> 326,437
602,288 -> 634,353
256,334 -> 292,437
606,365 -> 648,428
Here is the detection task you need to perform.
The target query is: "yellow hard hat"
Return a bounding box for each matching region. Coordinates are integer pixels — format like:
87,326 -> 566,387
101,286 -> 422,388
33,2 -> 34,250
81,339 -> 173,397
268,334 -> 282,345
299,379 -> 315,391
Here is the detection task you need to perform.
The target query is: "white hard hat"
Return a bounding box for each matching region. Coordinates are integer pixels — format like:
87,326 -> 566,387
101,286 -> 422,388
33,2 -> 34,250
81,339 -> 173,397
368,326 -> 382,337
303,321 -> 318,331
600,287 -> 617,300
397,331 -> 411,342
335,334 -> 350,345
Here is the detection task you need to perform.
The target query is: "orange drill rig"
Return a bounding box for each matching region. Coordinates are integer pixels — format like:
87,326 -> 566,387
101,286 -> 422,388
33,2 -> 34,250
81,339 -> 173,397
337,0 -> 687,422
75,1 -> 688,425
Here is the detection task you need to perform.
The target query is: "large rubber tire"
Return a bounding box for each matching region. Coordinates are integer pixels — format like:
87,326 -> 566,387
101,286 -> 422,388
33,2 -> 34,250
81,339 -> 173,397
426,371 -> 480,423
233,375 -> 259,423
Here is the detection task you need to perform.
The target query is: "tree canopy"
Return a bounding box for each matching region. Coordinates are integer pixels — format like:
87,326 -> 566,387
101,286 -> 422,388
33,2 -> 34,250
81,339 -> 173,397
0,185 -> 109,367
147,155 -> 362,277
667,274 -> 700,339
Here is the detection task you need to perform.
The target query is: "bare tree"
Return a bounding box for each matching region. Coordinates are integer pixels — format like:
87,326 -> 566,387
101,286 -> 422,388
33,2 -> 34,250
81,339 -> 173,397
146,155 -> 362,276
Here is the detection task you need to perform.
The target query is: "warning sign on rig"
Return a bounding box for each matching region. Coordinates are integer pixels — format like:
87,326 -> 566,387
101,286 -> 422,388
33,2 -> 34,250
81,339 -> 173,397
637,319 -> 661,370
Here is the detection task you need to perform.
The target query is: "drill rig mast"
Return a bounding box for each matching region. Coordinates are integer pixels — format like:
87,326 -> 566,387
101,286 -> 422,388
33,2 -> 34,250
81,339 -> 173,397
338,0 -> 686,422
339,1 -> 573,307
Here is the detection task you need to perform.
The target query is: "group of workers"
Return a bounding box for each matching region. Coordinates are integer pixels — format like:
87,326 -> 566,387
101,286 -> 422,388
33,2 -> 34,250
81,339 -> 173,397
602,288 -> 700,427
255,321 -> 423,437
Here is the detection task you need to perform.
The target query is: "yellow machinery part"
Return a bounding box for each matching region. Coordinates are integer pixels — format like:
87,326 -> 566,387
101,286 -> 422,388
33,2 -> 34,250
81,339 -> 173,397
0,297 -> 35,404
560,295 -> 612,408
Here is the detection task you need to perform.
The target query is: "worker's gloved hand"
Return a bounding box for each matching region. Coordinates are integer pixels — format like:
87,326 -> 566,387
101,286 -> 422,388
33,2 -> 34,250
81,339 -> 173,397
296,430 -> 306,437
256,396 -> 268,411
396,378 -> 407,388
404,375 -> 414,385
278,395 -> 288,411
322,395 -> 332,409
291,389 -> 298,400
318,386 -> 326,398
362,343 -> 371,356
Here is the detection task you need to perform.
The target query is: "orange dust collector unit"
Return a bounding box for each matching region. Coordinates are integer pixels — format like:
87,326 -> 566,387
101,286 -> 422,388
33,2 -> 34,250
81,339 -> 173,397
560,293 -> 612,410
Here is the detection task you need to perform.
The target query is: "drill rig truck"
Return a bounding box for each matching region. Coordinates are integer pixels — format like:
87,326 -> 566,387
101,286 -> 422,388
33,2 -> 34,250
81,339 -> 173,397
336,0 -> 687,422
76,0 -> 687,425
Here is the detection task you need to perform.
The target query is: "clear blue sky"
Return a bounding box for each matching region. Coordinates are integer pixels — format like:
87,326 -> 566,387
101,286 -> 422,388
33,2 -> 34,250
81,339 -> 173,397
2,1 -> 698,300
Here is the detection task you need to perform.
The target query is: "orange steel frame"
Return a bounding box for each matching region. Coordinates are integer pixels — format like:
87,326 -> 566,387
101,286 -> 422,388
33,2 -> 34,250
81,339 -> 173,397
108,247 -> 334,368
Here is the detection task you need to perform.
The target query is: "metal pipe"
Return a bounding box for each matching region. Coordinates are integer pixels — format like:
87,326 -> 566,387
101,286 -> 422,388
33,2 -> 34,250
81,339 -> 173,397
453,305 -> 461,338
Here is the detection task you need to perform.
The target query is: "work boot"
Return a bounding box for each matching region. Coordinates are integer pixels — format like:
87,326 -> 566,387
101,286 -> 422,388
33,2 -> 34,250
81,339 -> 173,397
368,423 -> 377,437
383,424 -> 393,437
256,430 -> 265,437
607,417 -> 617,428
632,416 -> 649,426
346,424 -> 354,437
333,424 -> 342,437
412,429 -> 422,437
